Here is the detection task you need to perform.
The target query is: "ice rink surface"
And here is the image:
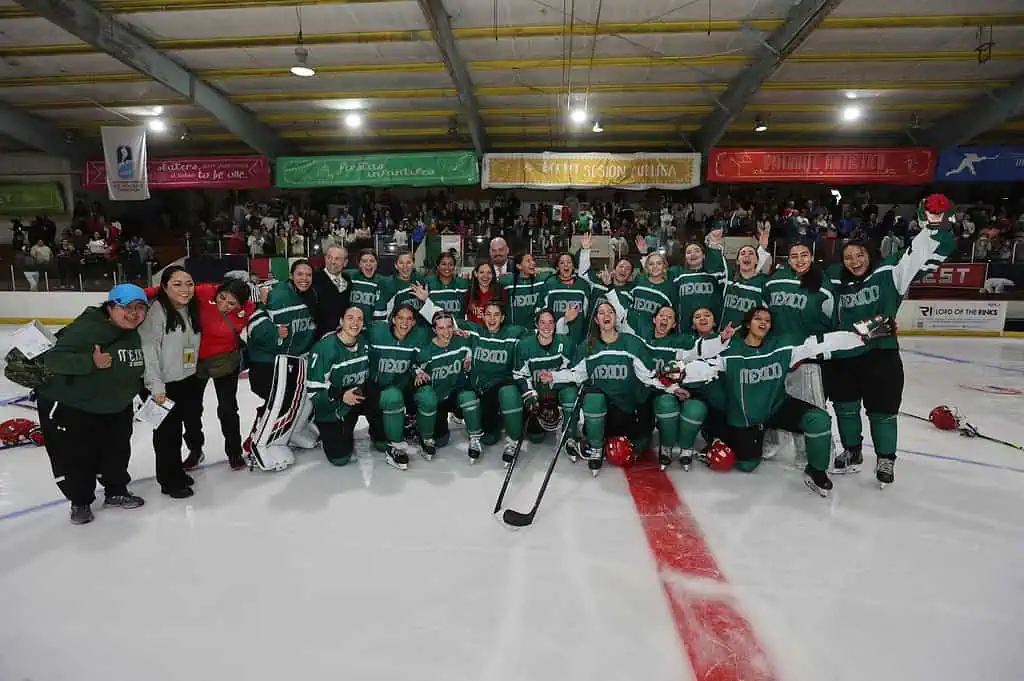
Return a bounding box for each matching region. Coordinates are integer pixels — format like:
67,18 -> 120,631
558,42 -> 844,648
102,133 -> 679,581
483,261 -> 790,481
1,330 -> 1022,681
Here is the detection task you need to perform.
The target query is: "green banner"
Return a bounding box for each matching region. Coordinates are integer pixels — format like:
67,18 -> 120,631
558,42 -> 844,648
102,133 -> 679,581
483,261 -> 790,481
275,151 -> 479,189
0,183 -> 65,215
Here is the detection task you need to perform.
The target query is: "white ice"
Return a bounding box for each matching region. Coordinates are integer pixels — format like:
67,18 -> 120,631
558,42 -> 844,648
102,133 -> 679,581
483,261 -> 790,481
1,330 -> 1022,681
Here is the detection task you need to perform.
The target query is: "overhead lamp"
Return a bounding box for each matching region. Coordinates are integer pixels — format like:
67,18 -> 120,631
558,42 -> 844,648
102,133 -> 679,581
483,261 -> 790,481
753,116 -> 768,133
147,118 -> 167,133
290,46 -> 315,77
840,105 -> 862,123
149,105 -> 164,116
845,91 -> 858,100
570,107 -> 588,124
592,120 -> 604,133
344,112 -> 363,129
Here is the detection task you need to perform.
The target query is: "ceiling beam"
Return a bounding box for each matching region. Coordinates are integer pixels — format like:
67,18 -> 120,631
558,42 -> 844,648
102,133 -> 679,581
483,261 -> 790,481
692,0 -> 843,152
416,0 -> 487,157
915,73 -> 1024,149
10,0 -> 293,159
0,101 -> 94,162
0,0 -> 398,19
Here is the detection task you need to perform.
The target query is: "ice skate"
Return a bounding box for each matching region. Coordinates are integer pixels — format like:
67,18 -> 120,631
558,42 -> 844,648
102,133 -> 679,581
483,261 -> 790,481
803,466 -> 833,498
658,446 -> 673,471
832,446 -> 863,474
419,437 -> 436,461
589,453 -> 603,477
679,447 -> 695,471
500,436 -> 517,467
468,434 -> 482,463
386,442 -> 410,471
875,456 -> 895,489
565,436 -> 582,463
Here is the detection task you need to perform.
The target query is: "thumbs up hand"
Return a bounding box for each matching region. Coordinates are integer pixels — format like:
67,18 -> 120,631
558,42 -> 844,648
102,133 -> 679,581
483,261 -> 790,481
93,344 -> 113,369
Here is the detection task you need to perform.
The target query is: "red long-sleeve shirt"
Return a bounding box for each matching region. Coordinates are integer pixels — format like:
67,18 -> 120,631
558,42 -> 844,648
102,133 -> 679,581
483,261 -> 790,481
144,283 -> 255,359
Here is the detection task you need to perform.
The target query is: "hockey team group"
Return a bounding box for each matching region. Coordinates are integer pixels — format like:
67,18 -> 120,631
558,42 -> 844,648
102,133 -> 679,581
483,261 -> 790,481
16,193 -> 957,525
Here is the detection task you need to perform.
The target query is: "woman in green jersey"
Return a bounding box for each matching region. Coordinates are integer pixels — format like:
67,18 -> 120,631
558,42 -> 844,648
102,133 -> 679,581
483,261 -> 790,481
513,309 -> 577,447
539,300 -> 689,476
626,241 -> 677,336
638,225 -> 727,331
376,249 -> 425,321
824,194 -> 955,487
411,310 -> 482,462
306,306 -> 372,467
346,248 -> 387,325
689,305 -> 891,497
499,252 -> 548,329
460,301 -> 527,464
537,251 -> 593,345
719,225 -> 772,329
423,251 -> 469,319
245,259 -> 317,410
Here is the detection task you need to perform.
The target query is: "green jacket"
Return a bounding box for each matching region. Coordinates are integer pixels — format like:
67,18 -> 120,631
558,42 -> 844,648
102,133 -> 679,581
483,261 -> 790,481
246,281 -> 317,363
307,333 -> 370,423
38,306 -> 145,414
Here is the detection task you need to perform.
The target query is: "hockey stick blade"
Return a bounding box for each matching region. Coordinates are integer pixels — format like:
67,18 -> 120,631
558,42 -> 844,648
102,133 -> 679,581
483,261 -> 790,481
502,508 -> 536,527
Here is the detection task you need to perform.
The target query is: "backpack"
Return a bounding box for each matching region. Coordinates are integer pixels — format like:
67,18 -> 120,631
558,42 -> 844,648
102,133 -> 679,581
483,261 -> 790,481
4,327 -> 65,390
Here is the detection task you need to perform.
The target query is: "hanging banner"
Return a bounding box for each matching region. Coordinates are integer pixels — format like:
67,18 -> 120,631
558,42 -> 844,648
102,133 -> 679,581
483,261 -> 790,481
83,155 -> 270,191
482,152 -> 702,190
708,147 -> 936,185
275,151 -> 479,189
100,125 -> 149,200
0,183 -> 65,215
936,147 -> 1024,182
910,262 -> 988,290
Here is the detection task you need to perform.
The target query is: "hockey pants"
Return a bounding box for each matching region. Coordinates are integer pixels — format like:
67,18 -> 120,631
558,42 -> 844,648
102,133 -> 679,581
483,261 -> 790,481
525,387 -> 578,443
724,397 -> 832,473
414,386 -> 482,444
477,383 -> 524,446
582,391 -> 654,453
651,393 -> 708,450
318,402 -> 371,466
824,348 -> 902,458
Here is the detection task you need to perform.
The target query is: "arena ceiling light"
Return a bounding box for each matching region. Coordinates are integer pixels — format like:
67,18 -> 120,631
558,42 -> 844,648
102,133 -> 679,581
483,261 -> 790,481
840,105 -> 862,123
592,120 -> 604,133
344,112 -> 363,129
753,116 -> 768,133
290,46 -> 315,78
570,108 -> 588,124
147,118 -> 167,133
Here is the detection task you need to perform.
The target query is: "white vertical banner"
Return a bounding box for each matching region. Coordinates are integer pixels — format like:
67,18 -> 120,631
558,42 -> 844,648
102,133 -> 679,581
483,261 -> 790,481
100,126 -> 150,201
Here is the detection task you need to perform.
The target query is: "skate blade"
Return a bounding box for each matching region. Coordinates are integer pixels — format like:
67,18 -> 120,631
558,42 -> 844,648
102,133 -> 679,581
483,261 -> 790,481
682,464 -> 690,472
659,464 -> 668,472
569,455 -> 578,463
591,470 -> 600,478
878,480 -> 891,490
804,477 -> 831,498
468,457 -> 479,465
830,464 -> 861,475
386,458 -> 408,471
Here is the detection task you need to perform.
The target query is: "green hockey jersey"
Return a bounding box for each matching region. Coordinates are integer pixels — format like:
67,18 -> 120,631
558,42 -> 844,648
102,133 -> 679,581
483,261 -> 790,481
365,320 -> 429,390
720,272 -> 768,330
345,270 -> 386,329
551,332 -> 667,413
246,281 -> 317,363
764,266 -> 835,337
512,332 -> 575,399
669,246 -> 726,331
828,227 -> 955,356
306,333 -> 371,423
423,274 -> 470,319
499,273 -> 550,328
376,272 -> 426,321
629,274 -> 678,324
538,275 -> 593,345
711,331 -> 864,427
462,322 -> 526,392
414,336 -> 472,402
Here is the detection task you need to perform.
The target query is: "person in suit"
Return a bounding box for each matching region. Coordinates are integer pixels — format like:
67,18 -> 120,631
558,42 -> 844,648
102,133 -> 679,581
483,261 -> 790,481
311,244 -> 352,339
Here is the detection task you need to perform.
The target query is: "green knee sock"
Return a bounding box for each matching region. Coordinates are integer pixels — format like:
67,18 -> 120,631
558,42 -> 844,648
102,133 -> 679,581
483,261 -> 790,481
498,385 -> 524,441
678,399 -> 708,449
457,390 -> 482,437
834,400 -> 863,449
801,408 -> 833,472
414,386 -> 439,440
652,394 -> 680,449
868,412 -> 898,457
380,387 -> 405,443
582,392 -> 607,450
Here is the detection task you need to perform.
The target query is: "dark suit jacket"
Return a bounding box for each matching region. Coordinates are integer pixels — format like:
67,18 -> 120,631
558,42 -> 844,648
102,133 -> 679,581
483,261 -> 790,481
311,268 -> 352,339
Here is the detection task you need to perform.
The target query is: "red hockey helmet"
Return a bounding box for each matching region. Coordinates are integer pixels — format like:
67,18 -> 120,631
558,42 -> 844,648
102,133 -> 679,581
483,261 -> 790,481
1,418 -> 38,446
604,436 -> 635,467
706,439 -> 736,472
929,405 -> 960,431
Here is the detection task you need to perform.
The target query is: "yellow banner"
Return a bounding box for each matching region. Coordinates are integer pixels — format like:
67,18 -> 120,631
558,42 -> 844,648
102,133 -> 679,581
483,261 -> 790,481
482,152 -> 701,190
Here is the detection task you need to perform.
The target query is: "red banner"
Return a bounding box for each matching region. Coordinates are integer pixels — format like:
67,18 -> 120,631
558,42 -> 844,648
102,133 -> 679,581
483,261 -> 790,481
708,148 -> 936,185
911,263 -> 987,289
83,155 -> 270,191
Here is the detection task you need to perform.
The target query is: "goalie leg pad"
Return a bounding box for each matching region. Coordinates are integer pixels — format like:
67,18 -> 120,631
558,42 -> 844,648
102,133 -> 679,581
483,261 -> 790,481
785,363 -> 827,409
247,354 -> 307,471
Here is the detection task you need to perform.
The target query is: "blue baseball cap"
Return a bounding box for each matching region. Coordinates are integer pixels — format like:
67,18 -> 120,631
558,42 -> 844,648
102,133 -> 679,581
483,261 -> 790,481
108,283 -> 148,306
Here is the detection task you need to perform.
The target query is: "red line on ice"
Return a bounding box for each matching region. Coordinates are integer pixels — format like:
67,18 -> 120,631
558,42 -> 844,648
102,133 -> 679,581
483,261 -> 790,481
624,463 -> 779,681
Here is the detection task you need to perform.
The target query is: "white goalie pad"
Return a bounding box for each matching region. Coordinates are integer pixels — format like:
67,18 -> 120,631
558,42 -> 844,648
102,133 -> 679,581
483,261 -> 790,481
248,354 -> 308,472
764,363 -> 827,465
288,394 -> 320,450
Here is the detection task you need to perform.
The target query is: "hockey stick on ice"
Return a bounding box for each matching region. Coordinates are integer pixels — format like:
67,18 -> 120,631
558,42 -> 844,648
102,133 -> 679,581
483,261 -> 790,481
900,411 -> 1023,451
501,384 -> 586,528
492,414 -> 532,514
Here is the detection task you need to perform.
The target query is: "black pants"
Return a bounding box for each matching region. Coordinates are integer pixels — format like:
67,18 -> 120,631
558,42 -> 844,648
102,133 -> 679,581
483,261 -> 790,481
724,397 -> 814,463
195,371 -> 242,458
37,396 -> 133,505
248,361 -> 274,402
319,402 -> 370,464
701,403 -> 727,447
823,347 -> 904,414
478,382 -> 513,436
605,398 -> 654,440
154,375 -> 205,490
